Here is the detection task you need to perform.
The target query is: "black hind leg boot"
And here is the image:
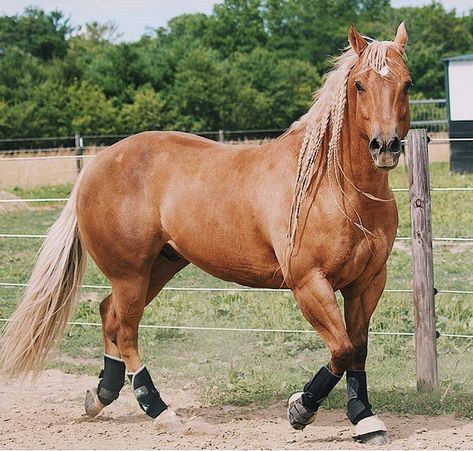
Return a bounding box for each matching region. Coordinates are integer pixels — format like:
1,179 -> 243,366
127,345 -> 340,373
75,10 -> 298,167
127,366 -> 167,418
84,354 -> 125,417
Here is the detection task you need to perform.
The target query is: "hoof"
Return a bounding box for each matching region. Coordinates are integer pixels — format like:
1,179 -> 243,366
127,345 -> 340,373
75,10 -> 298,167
287,392 -> 318,431
354,415 -> 389,445
84,388 -> 106,418
154,408 -> 190,434
356,431 -> 389,445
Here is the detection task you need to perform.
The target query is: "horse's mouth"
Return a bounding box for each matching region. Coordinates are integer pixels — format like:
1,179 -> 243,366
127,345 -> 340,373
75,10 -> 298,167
376,162 -> 399,171
371,152 -> 401,171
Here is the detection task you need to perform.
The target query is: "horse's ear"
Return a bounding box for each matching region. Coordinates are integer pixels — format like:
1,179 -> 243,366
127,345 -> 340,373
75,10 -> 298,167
348,24 -> 368,56
394,22 -> 408,50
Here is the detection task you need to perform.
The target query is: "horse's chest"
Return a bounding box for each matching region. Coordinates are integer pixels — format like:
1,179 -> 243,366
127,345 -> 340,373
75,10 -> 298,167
325,234 -> 392,289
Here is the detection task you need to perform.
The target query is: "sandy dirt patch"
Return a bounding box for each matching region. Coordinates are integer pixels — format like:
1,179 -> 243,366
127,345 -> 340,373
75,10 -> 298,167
0,370 -> 472,449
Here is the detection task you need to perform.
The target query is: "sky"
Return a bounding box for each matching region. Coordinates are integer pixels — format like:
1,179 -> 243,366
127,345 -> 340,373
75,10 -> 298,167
0,0 -> 471,42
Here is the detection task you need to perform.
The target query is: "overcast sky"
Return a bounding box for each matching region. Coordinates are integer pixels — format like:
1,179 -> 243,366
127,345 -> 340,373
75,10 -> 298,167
0,0 -> 470,42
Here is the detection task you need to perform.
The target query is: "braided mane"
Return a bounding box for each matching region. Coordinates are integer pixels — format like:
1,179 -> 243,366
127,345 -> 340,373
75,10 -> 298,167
285,39 -> 406,265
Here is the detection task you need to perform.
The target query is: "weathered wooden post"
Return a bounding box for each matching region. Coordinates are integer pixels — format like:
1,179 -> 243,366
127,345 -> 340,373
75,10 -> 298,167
75,133 -> 83,174
406,128 -> 438,391
218,129 -> 225,143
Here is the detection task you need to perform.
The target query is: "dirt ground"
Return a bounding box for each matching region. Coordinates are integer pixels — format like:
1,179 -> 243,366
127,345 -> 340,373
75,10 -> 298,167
1,370 -> 472,450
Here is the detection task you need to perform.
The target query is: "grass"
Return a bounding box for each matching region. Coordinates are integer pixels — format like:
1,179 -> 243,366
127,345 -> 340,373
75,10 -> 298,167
0,162 -> 472,418
390,164 -> 473,238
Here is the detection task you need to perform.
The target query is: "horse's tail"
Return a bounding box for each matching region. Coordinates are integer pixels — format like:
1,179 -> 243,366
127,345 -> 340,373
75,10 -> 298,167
0,180 -> 87,377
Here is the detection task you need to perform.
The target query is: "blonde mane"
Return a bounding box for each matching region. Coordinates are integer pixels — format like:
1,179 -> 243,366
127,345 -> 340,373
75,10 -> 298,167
286,39 -> 406,263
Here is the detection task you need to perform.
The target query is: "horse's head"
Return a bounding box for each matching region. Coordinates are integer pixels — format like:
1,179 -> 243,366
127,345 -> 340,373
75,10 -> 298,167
348,23 -> 411,171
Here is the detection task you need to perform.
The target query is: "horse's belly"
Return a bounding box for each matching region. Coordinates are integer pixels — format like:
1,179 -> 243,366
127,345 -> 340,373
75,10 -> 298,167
193,259 -> 285,289
168,238 -> 285,289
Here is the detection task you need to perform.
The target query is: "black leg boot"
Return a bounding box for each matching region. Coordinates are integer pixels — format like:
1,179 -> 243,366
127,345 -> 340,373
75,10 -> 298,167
288,364 -> 342,430
85,354 -> 125,417
347,369 -> 388,445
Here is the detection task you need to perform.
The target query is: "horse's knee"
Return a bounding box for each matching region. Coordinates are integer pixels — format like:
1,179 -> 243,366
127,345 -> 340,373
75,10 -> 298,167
331,341 -> 355,374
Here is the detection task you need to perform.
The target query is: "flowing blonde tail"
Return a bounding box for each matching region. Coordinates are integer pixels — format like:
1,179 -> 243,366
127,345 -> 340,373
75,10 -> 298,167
0,182 -> 87,377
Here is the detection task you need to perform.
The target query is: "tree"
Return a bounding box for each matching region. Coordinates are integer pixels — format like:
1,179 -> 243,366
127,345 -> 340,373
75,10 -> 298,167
0,2 -> 471,139
390,3 -> 473,97
78,21 -> 123,43
120,86 -> 168,132
208,0 -> 267,57
0,47 -> 45,102
225,48 -> 320,128
265,0 -> 358,68
0,7 -> 72,60
168,47 -> 227,130
67,81 -> 118,134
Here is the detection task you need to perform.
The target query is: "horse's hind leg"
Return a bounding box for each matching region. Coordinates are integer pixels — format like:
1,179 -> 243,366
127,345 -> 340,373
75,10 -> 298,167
84,293 -> 126,417
85,256 -> 189,432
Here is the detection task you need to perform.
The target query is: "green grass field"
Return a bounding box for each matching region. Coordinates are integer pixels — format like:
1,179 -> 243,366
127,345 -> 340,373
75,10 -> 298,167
1,162 -> 472,418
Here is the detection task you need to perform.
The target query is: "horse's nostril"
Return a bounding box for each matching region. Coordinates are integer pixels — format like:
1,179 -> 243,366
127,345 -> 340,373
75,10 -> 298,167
369,138 -> 381,152
388,137 -> 401,153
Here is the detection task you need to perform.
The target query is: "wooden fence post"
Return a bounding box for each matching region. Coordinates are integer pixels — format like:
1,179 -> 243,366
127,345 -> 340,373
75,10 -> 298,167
407,128 -> 439,391
75,133 -> 83,174
218,129 -> 225,143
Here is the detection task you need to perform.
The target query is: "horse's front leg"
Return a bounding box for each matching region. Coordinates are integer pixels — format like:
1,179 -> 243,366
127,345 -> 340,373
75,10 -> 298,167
342,266 -> 388,445
287,272 -> 355,430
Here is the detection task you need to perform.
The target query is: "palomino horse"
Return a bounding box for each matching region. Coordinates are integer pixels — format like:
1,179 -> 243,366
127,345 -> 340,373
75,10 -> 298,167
1,23 -> 410,444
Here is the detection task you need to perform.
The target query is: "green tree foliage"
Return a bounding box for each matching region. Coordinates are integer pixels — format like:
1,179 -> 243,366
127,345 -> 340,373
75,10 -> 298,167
121,85 -> 167,132
0,7 -> 72,61
67,81 -> 118,134
224,48 -> 320,128
0,1 -> 471,138
209,0 -> 267,57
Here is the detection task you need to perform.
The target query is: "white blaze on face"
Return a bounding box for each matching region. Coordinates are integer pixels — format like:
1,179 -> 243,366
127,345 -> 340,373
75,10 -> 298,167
379,65 -> 390,77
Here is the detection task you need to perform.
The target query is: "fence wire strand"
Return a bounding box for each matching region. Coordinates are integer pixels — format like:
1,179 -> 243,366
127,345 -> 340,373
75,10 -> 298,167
2,233 -> 472,242
0,186 -> 471,205
0,317 -> 470,339
0,282 -> 471,294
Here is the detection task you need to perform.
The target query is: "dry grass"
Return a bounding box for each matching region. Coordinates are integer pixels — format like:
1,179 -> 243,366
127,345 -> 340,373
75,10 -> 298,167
0,147 -> 103,189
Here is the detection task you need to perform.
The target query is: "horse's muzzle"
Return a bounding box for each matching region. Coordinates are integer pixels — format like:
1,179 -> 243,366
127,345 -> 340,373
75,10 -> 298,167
369,136 -> 402,171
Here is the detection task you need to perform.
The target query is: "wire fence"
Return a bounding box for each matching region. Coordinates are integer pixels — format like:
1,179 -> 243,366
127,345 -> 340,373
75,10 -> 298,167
0,316 -> 471,339
1,232 -> 473,242
409,99 -> 448,132
0,281 -> 471,295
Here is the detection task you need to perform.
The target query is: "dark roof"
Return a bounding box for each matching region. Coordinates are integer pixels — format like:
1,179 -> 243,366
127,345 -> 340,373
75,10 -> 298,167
443,54 -> 473,63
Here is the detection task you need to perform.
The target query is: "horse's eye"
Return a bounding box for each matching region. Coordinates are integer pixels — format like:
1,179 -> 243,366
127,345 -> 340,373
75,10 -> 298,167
355,81 -> 364,93
404,80 -> 412,94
